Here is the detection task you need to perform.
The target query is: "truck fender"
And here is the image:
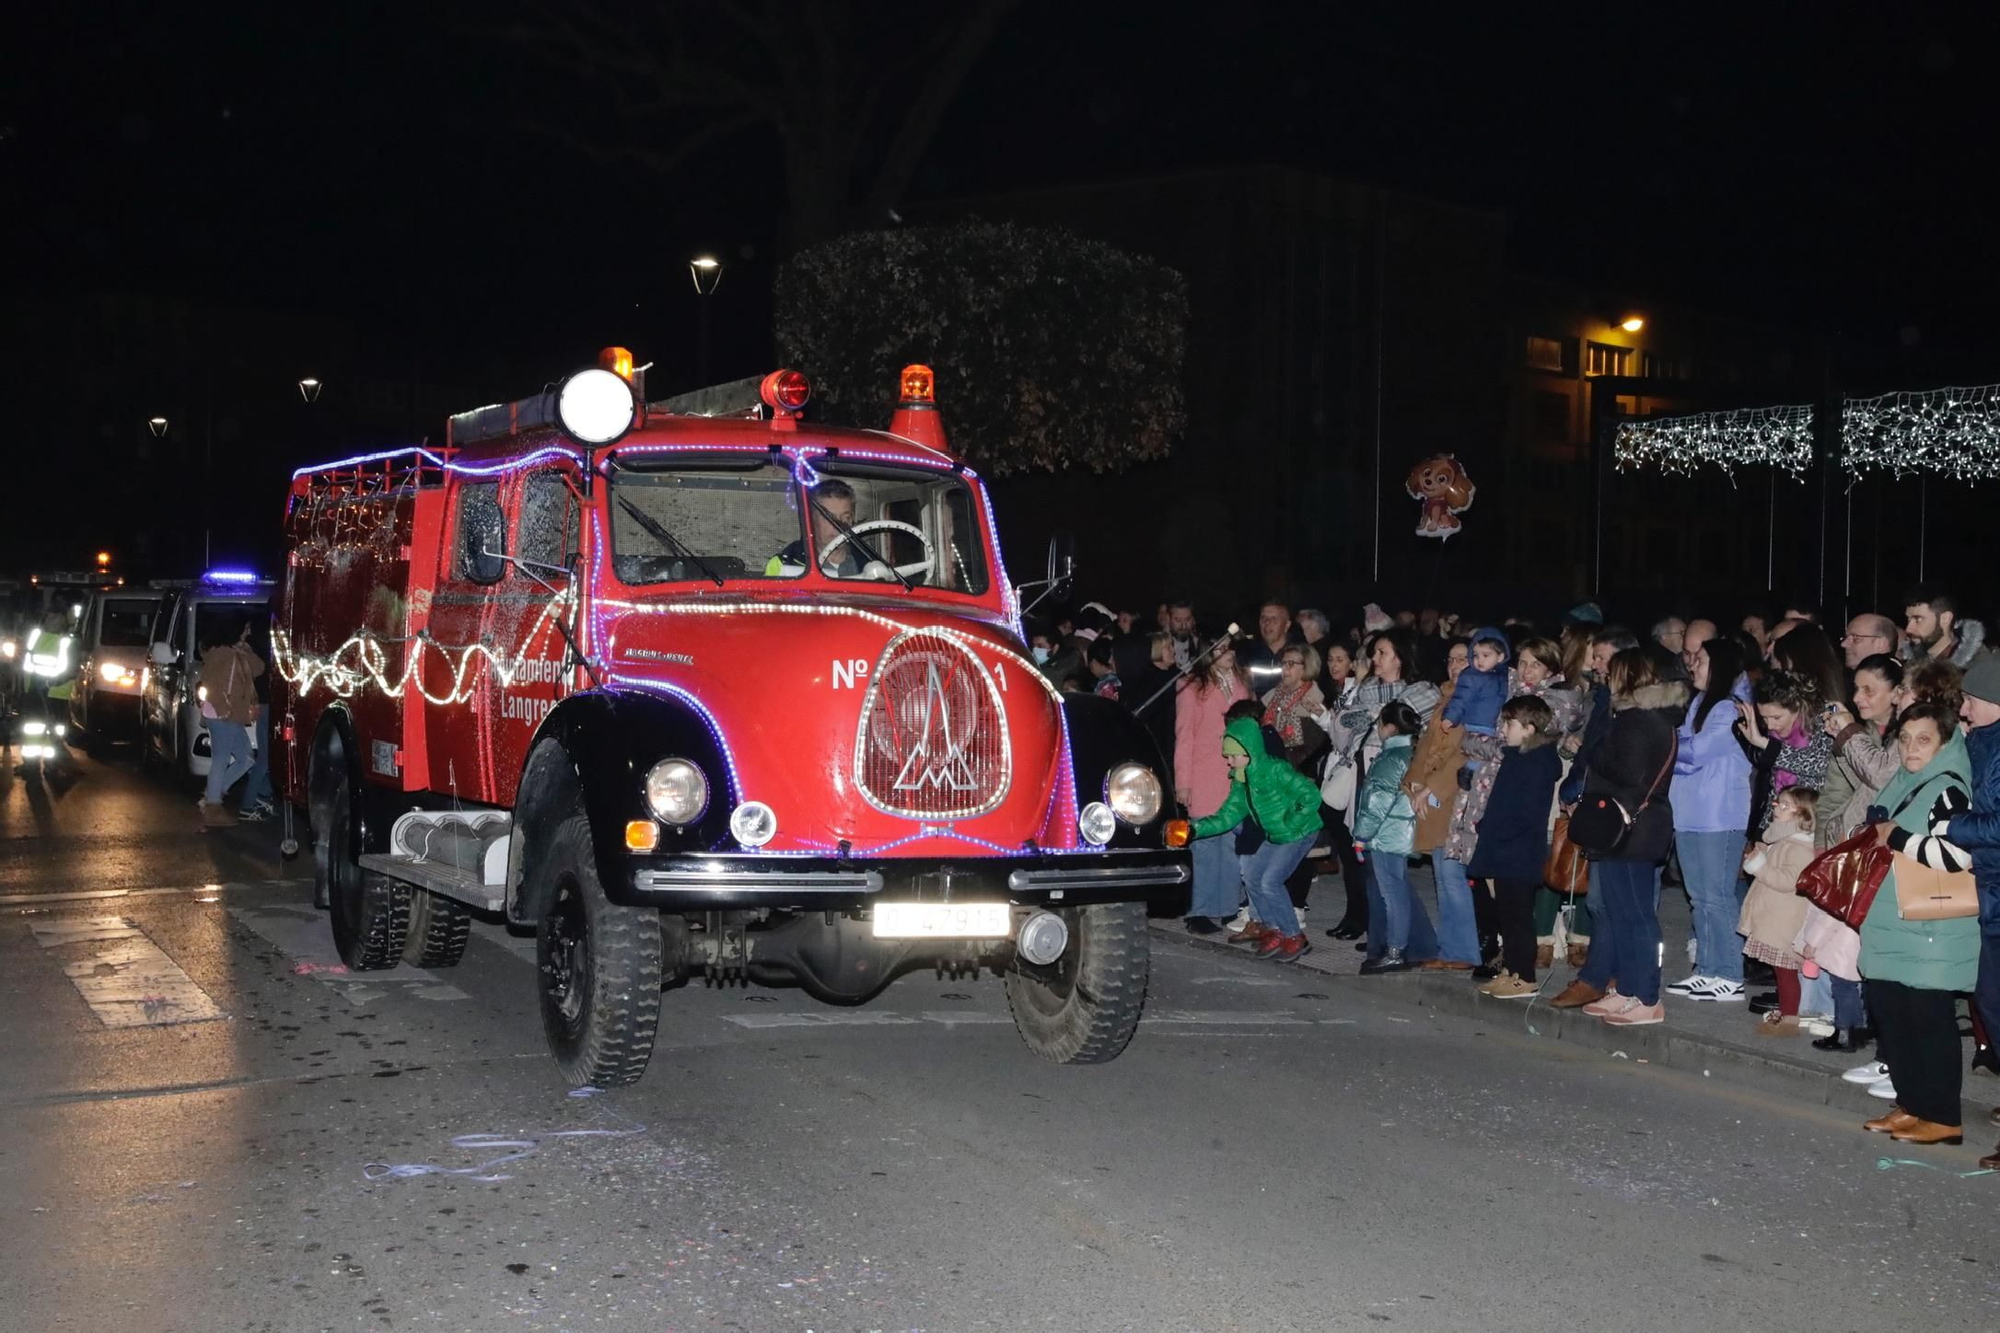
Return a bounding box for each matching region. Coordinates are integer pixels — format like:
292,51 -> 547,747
1060,693 -> 1175,850
507,688 -> 739,924
305,705 -> 398,859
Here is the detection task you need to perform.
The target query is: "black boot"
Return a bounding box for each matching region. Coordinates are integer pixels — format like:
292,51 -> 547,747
1972,1045 -> 2000,1077
1812,1028 -> 1861,1053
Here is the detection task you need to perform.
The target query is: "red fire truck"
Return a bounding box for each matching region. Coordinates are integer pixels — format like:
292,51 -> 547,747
275,353 -> 1190,1085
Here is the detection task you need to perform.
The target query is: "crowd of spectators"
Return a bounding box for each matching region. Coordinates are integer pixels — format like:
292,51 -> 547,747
1026,586 -> 2000,1164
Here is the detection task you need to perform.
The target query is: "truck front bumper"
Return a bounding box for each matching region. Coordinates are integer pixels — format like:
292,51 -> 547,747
625,848 -> 1189,911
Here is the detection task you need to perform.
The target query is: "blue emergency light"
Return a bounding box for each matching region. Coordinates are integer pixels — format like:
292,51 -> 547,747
203,568 -> 261,585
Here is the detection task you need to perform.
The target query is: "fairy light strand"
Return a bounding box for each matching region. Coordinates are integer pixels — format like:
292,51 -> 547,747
1613,404 -> 1816,477
1841,384 -> 2000,479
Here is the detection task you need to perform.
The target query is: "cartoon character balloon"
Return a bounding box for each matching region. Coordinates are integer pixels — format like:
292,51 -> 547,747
1405,454 -> 1476,540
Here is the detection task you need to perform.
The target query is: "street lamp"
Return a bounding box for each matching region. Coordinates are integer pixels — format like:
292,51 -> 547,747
298,376 -> 323,403
689,255 -> 723,384
147,416 -> 169,437
1619,315 -> 1646,333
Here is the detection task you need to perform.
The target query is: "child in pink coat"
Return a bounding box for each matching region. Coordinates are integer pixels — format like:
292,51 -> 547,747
1175,646 -> 1252,931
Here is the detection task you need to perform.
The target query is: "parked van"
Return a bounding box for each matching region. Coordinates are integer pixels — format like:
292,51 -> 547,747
141,570 -> 276,777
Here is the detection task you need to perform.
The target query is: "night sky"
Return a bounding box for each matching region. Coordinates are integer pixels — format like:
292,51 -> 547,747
6,6 -> 1997,412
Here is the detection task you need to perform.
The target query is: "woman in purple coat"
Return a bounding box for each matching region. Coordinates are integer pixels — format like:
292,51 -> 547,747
1664,636 -> 1754,1003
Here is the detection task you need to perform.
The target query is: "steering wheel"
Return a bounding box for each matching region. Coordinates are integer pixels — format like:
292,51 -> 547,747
818,519 -> 935,581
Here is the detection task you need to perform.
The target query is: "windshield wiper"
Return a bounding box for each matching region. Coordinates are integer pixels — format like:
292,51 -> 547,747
809,497 -> 914,592
616,495 -> 725,587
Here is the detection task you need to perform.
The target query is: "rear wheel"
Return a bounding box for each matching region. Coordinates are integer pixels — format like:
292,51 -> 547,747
314,749 -> 408,969
534,813 -> 662,1087
404,888 -> 472,969
1004,902 -> 1150,1064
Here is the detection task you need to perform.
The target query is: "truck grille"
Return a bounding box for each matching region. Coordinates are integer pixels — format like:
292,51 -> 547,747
853,629 -> 1011,820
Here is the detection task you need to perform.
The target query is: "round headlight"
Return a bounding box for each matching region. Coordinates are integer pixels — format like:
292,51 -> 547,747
555,367 -> 637,445
1105,763 -> 1163,825
644,758 -> 708,826
1078,801 -> 1117,846
729,800 -> 778,848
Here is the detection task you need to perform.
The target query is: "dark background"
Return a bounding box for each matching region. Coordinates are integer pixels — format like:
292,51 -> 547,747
5,4 -> 1996,624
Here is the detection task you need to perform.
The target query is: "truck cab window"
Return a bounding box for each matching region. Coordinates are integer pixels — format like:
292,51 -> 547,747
456,483 -> 507,584
519,471 -> 580,574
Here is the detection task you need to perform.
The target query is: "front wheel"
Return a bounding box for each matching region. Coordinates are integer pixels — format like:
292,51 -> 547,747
533,814 -> 662,1087
1004,902 -> 1151,1064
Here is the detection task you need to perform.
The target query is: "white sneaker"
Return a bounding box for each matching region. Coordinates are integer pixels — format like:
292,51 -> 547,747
1866,1075 -> 1897,1100
1225,906 -> 1251,932
1664,974 -> 1709,996
1842,1060 -> 1889,1085
1801,1018 -> 1835,1038
1690,979 -> 1745,1003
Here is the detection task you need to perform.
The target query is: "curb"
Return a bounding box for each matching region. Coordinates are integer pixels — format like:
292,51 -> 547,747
1150,923 -> 1999,1126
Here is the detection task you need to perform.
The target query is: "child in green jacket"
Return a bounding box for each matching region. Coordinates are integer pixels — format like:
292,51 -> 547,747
1192,714 -> 1325,962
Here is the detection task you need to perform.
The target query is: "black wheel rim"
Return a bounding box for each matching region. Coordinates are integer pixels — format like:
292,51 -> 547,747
544,877 -> 588,1031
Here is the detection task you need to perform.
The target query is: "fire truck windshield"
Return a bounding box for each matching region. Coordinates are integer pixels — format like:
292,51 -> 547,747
607,459 -> 989,593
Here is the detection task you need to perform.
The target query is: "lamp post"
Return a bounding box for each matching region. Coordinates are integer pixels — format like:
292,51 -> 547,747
689,255 -> 722,385
147,416 -> 169,437
298,376 -> 323,403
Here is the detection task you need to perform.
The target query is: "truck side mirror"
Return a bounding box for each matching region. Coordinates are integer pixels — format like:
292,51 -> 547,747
1046,532 -> 1076,588
459,493 -> 508,586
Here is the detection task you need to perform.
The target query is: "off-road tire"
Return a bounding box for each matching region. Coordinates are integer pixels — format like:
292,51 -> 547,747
316,753 -> 408,970
403,887 -> 472,969
534,813 -> 662,1087
1004,902 -> 1151,1064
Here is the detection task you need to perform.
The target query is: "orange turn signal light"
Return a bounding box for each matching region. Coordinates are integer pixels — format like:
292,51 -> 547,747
1164,819 -> 1192,849
624,819 -> 660,853
600,346 -> 636,381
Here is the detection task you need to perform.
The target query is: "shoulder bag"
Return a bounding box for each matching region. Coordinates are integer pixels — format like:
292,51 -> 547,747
1543,815 -> 1586,895
1567,731 -> 1678,857
1892,852 -> 1980,921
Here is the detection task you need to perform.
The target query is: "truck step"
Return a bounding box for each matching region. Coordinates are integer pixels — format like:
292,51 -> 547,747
359,853 -> 505,913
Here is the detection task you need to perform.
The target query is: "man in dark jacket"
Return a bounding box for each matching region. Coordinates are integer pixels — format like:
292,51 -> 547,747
1932,655 -> 2000,1166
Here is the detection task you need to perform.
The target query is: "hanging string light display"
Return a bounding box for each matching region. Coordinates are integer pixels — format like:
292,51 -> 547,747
1613,404 -> 1816,477
1841,384 -> 2000,479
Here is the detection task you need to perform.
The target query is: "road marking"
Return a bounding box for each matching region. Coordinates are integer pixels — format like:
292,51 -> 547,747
718,1007 -> 1320,1031
229,904 -> 470,1004
1149,1010 -> 1314,1025
0,879 -> 305,909
31,916 -> 227,1029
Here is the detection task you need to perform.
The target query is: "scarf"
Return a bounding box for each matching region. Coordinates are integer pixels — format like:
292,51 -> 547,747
1263,680 -> 1323,748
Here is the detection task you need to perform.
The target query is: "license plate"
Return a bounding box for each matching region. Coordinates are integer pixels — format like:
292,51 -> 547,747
871,902 -> 1011,939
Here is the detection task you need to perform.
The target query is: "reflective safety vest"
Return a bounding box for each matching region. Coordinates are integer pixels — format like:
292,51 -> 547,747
24,629 -> 74,680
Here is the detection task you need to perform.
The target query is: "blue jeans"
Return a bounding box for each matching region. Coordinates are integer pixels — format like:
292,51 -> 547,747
1579,859 -> 1665,1005
1976,931 -> 2000,1050
1189,829 -> 1242,919
204,716 -> 254,805
1369,853 -> 1439,960
241,705 -> 273,809
1431,856 -> 1482,964
1675,829 -> 1746,983
1799,967 -> 1833,1018
1831,975 -> 1867,1031
1245,835 -> 1314,937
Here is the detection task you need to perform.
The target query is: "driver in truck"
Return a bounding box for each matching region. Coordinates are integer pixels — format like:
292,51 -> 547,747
766,478 -> 866,579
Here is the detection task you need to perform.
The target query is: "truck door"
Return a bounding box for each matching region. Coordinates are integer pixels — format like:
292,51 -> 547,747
494,463 -> 586,776
423,479 -> 516,804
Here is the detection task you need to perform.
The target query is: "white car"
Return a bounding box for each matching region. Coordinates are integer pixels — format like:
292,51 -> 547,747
71,587 -> 172,747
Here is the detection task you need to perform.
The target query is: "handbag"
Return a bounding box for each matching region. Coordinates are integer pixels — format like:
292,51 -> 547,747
1796,828 -> 1892,929
1892,852 -> 1980,921
1568,732 -> 1679,857
1543,815 -> 1586,895
1320,756 -> 1357,812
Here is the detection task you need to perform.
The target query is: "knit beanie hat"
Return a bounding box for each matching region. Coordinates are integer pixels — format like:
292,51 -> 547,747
1963,653 -> 2000,704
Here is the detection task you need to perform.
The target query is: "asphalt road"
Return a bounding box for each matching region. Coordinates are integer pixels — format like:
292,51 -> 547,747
4,748 -> 1999,1332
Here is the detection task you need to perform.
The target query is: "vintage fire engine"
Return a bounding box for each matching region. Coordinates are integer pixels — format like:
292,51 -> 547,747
274,353 -> 1190,1086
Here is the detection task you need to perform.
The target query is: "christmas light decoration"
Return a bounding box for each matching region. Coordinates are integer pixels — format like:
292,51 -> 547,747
273,591 -> 576,704
1613,404 -> 1815,476
1841,384 -> 2000,479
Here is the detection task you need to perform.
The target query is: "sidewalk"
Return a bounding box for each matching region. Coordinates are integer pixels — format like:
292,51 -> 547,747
1154,862 -> 2000,1126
